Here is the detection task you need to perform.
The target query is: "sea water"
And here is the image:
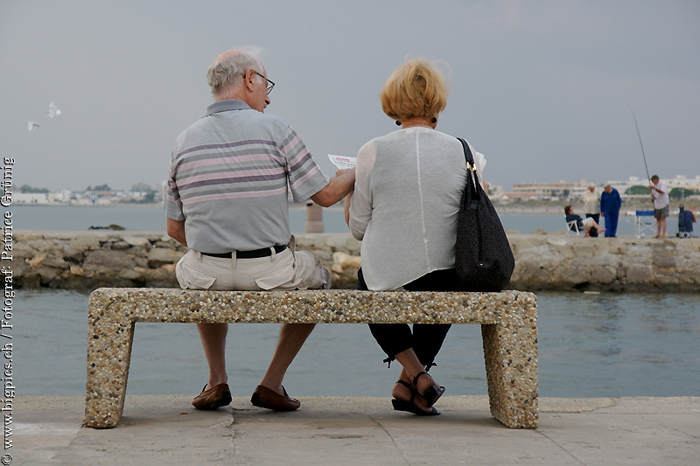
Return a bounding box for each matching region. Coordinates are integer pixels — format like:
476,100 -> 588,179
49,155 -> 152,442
14,289 -> 700,398
12,204 -> 648,236
13,205 -> 697,398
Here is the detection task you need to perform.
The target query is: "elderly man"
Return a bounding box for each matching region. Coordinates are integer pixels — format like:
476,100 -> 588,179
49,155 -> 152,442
600,184 -> 621,237
582,184 -> 601,237
165,49 -> 355,412
648,175 -> 669,238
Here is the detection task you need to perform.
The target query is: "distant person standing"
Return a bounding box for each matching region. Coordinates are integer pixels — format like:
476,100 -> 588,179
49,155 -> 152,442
600,184 -> 621,237
648,175 -> 669,238
582,184 -> 601,237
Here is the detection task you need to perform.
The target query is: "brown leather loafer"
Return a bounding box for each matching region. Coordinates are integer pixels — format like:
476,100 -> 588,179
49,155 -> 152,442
192,383 -> 232,410
250,385 -> 300,411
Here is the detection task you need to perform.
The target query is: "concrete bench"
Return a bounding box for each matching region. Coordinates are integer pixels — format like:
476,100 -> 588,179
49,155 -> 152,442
85,288 -> 538,429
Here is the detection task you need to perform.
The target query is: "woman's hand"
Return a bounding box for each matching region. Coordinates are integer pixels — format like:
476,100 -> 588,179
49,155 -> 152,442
343,192 -> 353,226
336,168 -> 355,179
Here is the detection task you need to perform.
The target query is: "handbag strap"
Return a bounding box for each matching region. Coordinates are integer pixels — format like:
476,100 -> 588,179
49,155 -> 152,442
457,138 -> 481,209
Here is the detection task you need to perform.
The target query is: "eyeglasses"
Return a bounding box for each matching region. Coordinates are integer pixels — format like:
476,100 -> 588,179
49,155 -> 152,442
254,71 -> 275,95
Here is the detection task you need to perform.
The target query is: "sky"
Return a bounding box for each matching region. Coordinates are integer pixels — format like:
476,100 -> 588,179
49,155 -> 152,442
1,0 -> 698,192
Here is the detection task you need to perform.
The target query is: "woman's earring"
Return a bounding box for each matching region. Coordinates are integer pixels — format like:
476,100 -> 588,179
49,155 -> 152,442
431,117 -> 437,124
395,120 -> 401,126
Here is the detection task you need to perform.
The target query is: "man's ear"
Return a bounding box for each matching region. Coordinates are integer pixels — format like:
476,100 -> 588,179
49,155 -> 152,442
243,69 -> 256,92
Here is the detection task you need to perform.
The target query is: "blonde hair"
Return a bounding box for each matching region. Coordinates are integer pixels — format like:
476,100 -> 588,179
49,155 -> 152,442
380,59 -> 449,121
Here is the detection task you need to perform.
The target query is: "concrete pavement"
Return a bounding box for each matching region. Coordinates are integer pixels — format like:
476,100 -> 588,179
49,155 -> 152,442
11,395 -> 700,465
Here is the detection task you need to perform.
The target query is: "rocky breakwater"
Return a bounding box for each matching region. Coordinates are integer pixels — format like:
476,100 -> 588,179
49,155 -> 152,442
13,231 -> 362,290
508,234 -> 700,292
13,231 -> 700,292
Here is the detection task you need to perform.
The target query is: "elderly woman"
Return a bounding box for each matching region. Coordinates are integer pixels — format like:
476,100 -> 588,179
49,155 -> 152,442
344,59 -> 487,415
565,205 -> 606,237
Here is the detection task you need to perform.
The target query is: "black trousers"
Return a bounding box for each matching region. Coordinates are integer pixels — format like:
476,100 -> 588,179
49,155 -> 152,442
359,268 -> 462,368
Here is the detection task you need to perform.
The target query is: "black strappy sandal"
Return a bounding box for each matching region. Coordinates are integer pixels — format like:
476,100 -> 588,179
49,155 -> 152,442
391,380 -> 440,416
413,371 -> 446,407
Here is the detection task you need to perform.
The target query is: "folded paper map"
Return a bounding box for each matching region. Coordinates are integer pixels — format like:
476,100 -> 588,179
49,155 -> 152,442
328,154 -> 357,169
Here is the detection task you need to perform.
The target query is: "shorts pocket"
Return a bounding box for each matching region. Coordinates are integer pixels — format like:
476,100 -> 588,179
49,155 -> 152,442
176,256 -> 217,290
252,254 -> 296,290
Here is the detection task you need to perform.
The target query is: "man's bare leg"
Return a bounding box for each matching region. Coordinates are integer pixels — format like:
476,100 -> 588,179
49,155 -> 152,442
259,323 -> 315,395
661,217 -> 667,237
197,322 -> 229,389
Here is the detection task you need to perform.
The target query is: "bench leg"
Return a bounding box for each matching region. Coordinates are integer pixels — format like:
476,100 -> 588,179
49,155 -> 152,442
481,322 -> 539,428
85,307 -> 135,429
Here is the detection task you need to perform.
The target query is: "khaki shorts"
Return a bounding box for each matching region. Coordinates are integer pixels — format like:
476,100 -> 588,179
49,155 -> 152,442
654,205 -> 669,219
176,237 -> 331,291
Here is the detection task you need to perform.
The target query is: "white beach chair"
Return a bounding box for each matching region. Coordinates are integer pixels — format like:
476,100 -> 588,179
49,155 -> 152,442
566,219 -> 580,236
635,210 -> 656,238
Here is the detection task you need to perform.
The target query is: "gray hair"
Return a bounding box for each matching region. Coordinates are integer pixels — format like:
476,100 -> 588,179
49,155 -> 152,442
206,48 -> 264,99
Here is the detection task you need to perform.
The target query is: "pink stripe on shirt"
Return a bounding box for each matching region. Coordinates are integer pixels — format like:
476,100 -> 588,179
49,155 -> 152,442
166,193 -> 181,205
289,165 -> 324,191
281,135 -> 303,155
176,167 -> 285,185
181,186 -> 287,204
179,153 -> 284,171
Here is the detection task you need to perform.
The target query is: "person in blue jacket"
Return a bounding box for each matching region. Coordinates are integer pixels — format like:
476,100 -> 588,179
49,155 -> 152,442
600,184 -> 622,237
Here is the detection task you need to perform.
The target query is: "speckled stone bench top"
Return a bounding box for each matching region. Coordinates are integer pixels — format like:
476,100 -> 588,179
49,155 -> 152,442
88,288 -> 537,324
85,288 -> 538,429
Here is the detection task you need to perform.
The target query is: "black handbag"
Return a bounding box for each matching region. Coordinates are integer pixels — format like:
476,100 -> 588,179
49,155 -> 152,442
454,138 -> 514,291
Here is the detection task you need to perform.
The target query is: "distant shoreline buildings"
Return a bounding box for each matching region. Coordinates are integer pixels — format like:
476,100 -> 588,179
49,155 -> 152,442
7,176 -> 700,206
496,175 -> 700,203
10,181 -> 168,206
12,189 -> 163,206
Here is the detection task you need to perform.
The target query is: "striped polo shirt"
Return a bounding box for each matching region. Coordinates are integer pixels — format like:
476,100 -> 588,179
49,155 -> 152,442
165,100 -> 329,253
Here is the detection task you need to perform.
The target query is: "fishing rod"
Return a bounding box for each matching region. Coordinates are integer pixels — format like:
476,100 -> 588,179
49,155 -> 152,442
629,107 -> 657,208
629,107 -> 651,184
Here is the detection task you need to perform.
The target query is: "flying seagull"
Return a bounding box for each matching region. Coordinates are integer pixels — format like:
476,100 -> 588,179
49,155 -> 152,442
27,121 -> 40,131
47,102 -> 62,118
